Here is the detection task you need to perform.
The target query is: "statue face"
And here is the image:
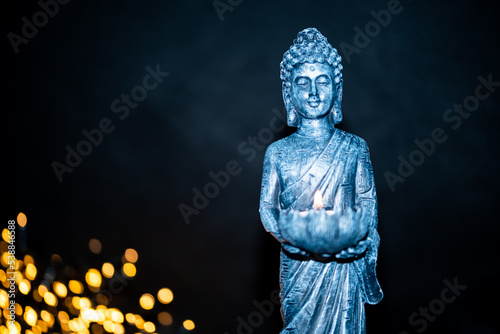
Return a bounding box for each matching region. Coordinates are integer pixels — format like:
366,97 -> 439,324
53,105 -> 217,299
290,62 -> 335,121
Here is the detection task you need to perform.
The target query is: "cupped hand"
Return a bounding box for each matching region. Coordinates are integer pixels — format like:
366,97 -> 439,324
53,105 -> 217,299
335,239 -> 368,259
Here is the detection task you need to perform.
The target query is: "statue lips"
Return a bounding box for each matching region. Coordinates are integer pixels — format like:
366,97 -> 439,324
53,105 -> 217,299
307,97 -> 320,108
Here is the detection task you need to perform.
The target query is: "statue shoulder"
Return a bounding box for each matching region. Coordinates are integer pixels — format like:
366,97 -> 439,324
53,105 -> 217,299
263,136 -> 294,162
337,129 -> 370,152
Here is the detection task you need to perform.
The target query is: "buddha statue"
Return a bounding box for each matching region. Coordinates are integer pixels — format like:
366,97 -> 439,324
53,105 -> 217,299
259,27 -> 383,333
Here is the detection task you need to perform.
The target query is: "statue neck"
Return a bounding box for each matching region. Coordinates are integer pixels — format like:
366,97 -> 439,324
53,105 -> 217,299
296,117 -> 335,138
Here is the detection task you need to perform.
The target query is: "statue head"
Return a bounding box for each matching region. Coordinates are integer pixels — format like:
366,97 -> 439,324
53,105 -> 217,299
280,28 -> 343,127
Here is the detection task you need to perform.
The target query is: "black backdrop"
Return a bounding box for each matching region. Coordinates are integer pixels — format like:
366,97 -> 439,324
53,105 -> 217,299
5,0 -> 500,333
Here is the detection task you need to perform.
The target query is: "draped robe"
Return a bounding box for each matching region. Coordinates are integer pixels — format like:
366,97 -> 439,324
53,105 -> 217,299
259,129 -> 383,333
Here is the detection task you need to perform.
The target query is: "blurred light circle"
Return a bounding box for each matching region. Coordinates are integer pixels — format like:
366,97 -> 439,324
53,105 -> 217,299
183,319 -> 195,331
122,263 -> 136,277
101,263 -> 114,278
17,212 -> 27,227
158,312 -> 173,326
143,321 -> 155,333
68,280 -> 84,294
157,288 -> 174,304
85,269 -> 102,287
88,238 -> 102,254
139,294 -> 154,310
124,248 -> 138,263
43,292 -> 57,306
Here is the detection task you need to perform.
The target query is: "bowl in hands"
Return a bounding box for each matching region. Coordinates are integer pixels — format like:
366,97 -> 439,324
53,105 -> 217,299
278,207 -> 369,255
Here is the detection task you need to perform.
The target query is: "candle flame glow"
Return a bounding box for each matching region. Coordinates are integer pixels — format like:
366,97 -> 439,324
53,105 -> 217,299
313,190 -> 323,209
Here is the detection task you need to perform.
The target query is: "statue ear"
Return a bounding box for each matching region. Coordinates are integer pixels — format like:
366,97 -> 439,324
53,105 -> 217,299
287,105 -> 298,127
330,84 -> 343,125
283,89 -> 299,127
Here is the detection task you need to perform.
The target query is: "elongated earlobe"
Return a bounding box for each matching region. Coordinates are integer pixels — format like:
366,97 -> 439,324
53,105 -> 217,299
283,90 -> 299,127
287,106 -> 298,127
332,106 -> 342,124
331,84 -> 343,124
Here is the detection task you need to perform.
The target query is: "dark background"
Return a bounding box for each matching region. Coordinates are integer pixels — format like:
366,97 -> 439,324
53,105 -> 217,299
4,0 -> 500,333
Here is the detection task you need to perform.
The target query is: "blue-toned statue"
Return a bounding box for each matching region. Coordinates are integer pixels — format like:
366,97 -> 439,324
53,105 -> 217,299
259,28 -> 383,333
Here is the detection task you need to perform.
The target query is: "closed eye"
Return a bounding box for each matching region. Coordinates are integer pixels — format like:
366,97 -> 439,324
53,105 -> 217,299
295,77 -> 310,86
316,75 -> 331,85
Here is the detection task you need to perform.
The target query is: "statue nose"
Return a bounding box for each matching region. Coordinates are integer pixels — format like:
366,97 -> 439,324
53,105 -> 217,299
309,82 -> 318,96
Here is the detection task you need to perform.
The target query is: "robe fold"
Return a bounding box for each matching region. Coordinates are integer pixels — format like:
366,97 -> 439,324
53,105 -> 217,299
260,129 -> 383,333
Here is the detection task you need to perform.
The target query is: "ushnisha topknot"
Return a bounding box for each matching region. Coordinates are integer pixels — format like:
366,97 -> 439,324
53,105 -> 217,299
280,28 -> 343,127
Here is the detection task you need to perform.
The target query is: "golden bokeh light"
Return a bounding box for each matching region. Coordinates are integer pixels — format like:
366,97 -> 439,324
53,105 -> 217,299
0,253 -> 10,268
40,310 -> 53,324
24,254 -> 34,265
58,311 -> 69,324
81,308 -> 99,322
53,281 -> 67,298
68,318 -> 84,333
14,303 -> 22,316
134,316 -> 145,329
158,312 -> 173,326
33,325 -> 42,334
157,287 -> 174,304
19,279 -> 31,295
101,262 -> 114,278
122,263 -> 136,277
183,319 -> 195,331
32,288 -> 42,302
85,268 -> 102,287
109,309 -> 124,323
0,226 -> 190,334
14,303 -> 23,316
79,297 -> 91,309
24,306 -> 37,327
15,259 -> 23,271
125,313 -> 136,324
103,320 -> 114,333
36,320 -> 47,333
43,291 -> 57,307
1,229 -> 11,243
124,248 -> 138,263
0,290 -> 8,308
8,321 -> 21,333
71,296 -> 81,310
139,293 -> 155,310
113,323 -> 125,334
14,270 -> 22,283
88,238 -> 102,254
143,321 -> 156,333
17,212 -> 27,227
38,284 -> 48,297
25,263 -> 37,280
69,280 -> 84,294
95,306 -> 106,323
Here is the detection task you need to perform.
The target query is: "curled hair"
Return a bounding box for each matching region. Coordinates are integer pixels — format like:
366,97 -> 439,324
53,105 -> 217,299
280,28 -> 343,127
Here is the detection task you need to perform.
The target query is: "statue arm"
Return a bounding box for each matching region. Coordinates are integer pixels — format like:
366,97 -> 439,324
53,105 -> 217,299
259,145 -> 283,242
355,139 -> 380,263
259,145 -> 309,255
353,139 -> 384,304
